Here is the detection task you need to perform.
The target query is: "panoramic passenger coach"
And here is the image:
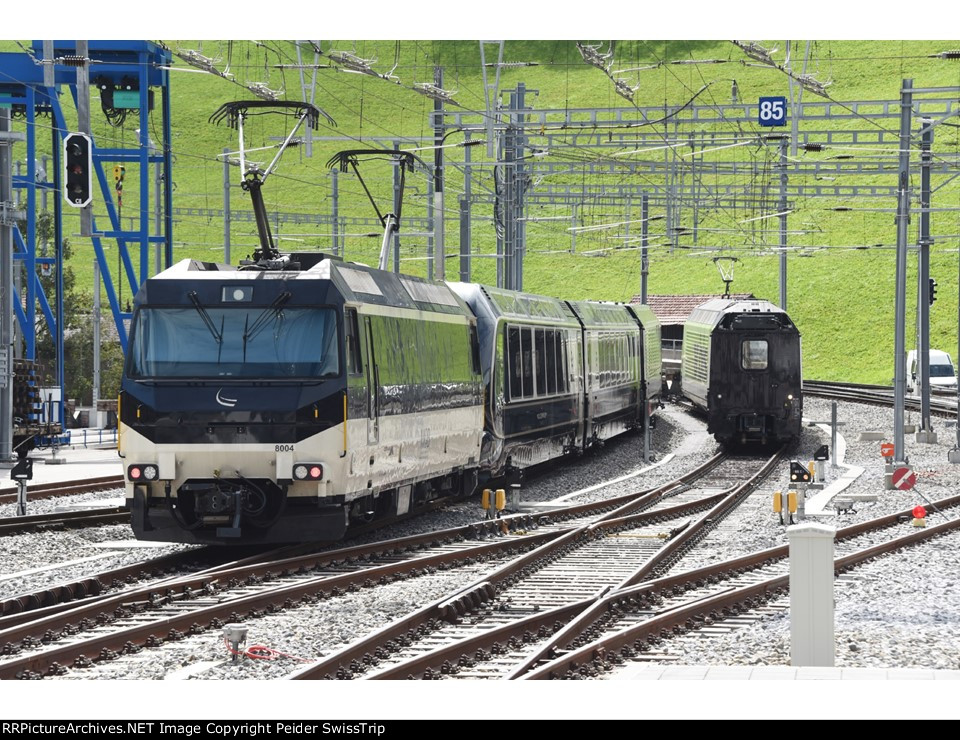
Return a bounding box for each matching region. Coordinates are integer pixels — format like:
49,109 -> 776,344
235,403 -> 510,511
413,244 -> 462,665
681,298 -> 801,445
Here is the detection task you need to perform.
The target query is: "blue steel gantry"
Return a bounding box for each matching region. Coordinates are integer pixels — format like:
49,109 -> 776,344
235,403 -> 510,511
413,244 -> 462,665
0,40 -> 172,433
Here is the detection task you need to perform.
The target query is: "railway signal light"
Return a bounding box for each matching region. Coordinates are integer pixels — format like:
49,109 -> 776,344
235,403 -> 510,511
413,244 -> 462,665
11,453 -> 33,481
790,461 -> 811,483
913,505 -> 927,528
63,132 -> 93,208
929,278 -> 938,305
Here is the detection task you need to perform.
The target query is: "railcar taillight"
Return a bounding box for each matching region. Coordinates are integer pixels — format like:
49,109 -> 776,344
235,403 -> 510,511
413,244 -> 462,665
127,464 -> 159,482
293,463 -> 324,481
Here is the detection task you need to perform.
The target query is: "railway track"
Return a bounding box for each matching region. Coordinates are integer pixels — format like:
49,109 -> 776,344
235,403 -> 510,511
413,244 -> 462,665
0,451 -> 746,679
0,445 -> 731,628
0,507 -> 129,536
453,494 -> 960,680
0,476 -> 125,506
289,448 -> 784,679
803,380 -> 958,416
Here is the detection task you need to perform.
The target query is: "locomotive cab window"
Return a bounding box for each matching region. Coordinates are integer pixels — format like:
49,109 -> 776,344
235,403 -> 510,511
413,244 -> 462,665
741,340 -> 768,370
126,306 -> 341,379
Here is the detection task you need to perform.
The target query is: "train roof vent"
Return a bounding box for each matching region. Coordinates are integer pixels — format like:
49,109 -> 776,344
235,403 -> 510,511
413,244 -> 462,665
400,277 -> 460,307
339,267 -> 383,296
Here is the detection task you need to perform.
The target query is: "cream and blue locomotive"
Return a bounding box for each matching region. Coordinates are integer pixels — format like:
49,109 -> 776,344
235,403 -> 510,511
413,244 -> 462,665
120,258 -> 483,543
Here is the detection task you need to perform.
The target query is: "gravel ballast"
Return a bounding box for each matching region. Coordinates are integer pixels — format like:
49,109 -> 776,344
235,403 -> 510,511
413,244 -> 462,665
7,396 -> 960,678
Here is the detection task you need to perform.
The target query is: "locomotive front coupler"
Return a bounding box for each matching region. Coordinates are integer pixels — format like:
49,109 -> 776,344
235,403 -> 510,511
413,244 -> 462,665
217,490 -> 245,538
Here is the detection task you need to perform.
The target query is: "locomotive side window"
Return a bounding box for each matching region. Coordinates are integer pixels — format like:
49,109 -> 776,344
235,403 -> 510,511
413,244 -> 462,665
742,340 -> 769,370
470,324 -> 481,375
345,309 -> 362,375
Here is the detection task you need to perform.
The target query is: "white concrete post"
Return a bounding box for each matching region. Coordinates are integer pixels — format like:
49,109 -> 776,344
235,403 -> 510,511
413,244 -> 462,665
788,521 -> 835,667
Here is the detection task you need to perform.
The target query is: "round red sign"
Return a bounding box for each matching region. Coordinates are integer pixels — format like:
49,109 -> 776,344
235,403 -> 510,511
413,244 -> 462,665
913,505 -> 927,519
892,467 -> 917,491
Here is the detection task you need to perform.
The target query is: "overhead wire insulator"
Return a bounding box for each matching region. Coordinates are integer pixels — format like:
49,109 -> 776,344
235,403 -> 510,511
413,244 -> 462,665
327,50 -> 399,82
731,41 -> 778,66
803,143 -> 825,152
795,74 -> 831,97
412,82 -> 459,104
576,42 -> 614,71
327,50 -> 378,72
246,82 -> 282,102
493,61 -> 540,68
933,50 -> 960,59
613,78 -> 638,102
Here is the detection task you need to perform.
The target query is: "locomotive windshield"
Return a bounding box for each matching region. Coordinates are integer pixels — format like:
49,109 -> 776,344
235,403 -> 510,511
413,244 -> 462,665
126,306 -> 340,379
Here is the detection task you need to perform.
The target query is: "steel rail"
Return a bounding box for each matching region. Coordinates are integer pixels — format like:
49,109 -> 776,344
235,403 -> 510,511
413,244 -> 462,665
522,506 -> 960,679
289,455 -> 769,680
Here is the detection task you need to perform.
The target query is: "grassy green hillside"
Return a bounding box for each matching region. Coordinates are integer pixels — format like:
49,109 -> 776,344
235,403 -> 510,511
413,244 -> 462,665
7,39 -> 960,389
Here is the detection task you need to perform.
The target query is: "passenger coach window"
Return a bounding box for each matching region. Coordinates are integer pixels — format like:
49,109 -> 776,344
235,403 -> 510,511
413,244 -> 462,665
535,328 -> 547,397
556,334 -> 566,393
742,340 -> 768,370
545,331 -> 557,395
506,325 -> 572,401
521,327 -> 534,397
508,326 -> 522,400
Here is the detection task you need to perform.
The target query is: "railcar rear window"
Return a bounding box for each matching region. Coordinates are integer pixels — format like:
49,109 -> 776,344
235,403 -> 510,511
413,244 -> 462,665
741,340 -> 768,370
730,314 -> 786,330
127,307 -> 340,379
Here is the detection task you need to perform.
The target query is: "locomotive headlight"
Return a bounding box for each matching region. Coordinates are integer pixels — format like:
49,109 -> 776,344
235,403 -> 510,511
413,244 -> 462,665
143,465 -> 159,481
787,394 -> 794,400
222,285 -> 253,302
293,464 -> 324,481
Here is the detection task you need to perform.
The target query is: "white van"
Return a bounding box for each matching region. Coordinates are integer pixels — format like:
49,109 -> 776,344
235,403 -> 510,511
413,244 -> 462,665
907,349 -> 958,393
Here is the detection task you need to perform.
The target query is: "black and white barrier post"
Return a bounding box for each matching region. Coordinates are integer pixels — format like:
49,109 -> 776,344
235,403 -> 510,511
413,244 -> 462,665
789,521 -> 835,667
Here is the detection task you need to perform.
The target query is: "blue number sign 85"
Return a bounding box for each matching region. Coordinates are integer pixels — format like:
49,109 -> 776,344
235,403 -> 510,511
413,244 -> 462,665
758,96 -> 787,126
